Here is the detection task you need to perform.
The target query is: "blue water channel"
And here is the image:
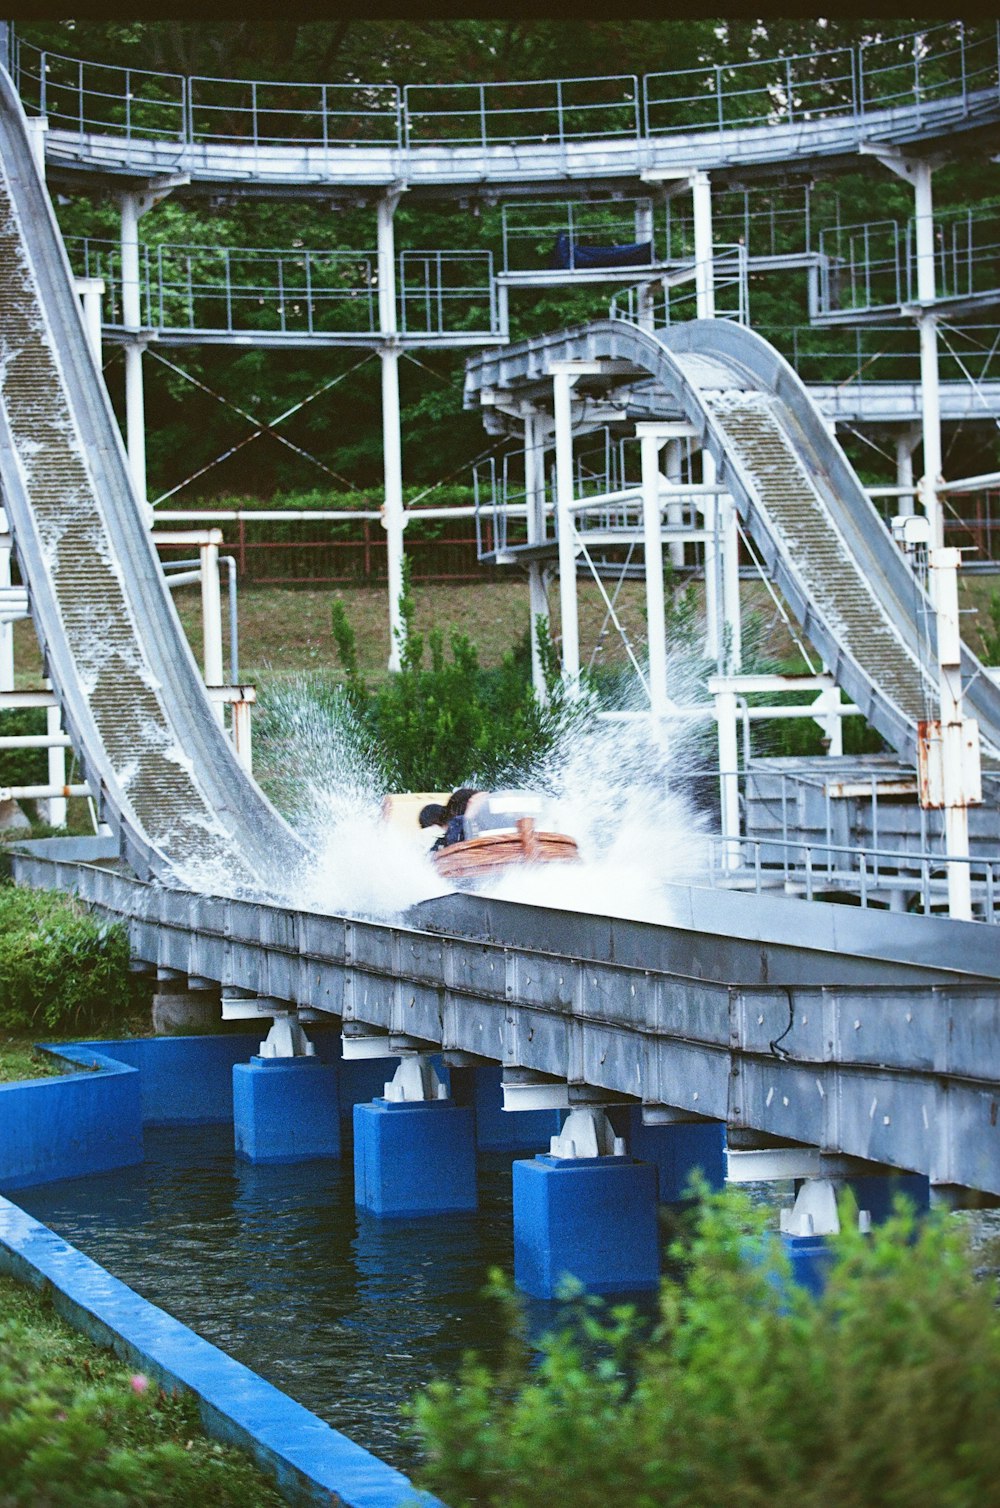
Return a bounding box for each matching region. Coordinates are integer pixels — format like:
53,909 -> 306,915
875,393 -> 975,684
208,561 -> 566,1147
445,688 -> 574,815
14,1123 -> 660,1472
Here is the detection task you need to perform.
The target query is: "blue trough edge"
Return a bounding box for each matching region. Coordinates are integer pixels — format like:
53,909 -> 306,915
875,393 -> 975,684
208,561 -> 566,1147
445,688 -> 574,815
0,1196 -> 443,1508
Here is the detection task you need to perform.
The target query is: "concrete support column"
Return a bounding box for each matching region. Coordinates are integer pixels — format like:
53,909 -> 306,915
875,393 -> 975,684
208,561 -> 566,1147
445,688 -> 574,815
552,365 -> 583,696
524,410 -> 552,701
692,170 -> 715,320
377,190 -> 405,672
895,425 -> 921,516
75,277 -> 105,369
233,1017 -> 340,1163
152,978 -> 221,1035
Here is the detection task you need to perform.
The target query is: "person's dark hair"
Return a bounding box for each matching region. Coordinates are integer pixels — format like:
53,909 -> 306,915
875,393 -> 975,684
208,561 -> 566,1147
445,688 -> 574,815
419,802 -> 447,829
445,787 -> 477,819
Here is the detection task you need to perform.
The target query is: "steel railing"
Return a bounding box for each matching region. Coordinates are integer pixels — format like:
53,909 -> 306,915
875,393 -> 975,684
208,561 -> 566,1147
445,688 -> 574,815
66,236 -> 498,338
707,831 -> 1000,921
817,203 -> 1000,315
12,22 -> 999,153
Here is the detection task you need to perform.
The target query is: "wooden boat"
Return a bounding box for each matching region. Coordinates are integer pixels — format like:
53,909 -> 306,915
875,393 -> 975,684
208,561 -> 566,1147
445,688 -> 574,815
432,816 -> 580,882
430,791 -> 580,884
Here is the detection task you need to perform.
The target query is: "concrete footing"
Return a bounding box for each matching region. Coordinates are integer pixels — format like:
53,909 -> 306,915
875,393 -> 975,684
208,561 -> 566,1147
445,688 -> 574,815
353,1099 -> 477,1216
152,983 -> 220,1035
513,1154 -> 660,1298
233,1057 -> 340,1163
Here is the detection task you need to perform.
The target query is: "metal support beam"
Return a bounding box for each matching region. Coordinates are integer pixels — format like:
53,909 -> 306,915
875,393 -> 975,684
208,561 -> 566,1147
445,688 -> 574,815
524,409 -> 552,701
637,423 -> 671,719
692,170 -> 715,321
551,362 -> 602,696
377,188 -> 405,671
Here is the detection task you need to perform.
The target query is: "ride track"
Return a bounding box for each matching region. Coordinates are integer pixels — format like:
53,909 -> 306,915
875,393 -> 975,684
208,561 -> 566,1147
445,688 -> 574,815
3,51 -> 1000,1194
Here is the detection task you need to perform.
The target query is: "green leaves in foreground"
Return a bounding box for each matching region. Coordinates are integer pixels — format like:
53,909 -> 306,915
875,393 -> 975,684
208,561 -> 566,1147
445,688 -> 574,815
409,1187 -> 1000,1508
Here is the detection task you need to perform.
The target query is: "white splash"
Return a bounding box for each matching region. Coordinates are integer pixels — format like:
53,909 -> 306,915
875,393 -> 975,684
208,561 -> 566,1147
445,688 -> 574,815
254,646 -> 713,926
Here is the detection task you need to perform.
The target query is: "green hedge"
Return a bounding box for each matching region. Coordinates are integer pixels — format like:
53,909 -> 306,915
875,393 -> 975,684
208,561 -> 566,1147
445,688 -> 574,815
0,886 -> 131,1033
0,710 -> 47,790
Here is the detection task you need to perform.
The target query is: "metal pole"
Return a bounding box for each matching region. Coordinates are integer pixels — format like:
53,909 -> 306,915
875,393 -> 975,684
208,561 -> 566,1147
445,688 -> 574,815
74,277 -> 104,368
634,197 -> 655,332
692,170 -> 715,319
912,159 -> 944,551
714,686 -> 740,868
930,546 -> 976,920
638,426 -> 668,718
524,410 -> 551,702
45,702 -> 67,827
721,489 -> 742,670
895,425 -> 919,515
120,192 -> 148,511
377,189 -> 405,671
552,366 -> 581,696
200,537 -> 225,723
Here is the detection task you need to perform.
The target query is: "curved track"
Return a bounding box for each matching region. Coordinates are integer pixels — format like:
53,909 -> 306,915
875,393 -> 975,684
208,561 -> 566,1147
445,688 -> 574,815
0,68 -> 305,889
466,318 -> 1000,765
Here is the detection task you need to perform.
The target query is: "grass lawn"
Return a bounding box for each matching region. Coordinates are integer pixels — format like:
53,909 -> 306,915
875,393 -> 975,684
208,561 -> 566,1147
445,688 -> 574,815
0,1271 -> 286,1506
0,1016 -> 154,1084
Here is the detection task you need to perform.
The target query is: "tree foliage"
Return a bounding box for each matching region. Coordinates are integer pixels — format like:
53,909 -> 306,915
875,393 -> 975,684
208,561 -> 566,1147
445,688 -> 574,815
410,1186 -> 1000,1508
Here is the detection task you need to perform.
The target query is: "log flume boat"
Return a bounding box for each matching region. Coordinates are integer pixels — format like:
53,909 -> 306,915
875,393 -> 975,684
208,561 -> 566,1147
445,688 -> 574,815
383,789 -> 580,886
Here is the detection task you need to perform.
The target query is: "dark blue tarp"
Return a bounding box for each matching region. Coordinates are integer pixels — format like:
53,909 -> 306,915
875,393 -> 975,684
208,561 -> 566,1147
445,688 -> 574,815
549,231 -> 653,270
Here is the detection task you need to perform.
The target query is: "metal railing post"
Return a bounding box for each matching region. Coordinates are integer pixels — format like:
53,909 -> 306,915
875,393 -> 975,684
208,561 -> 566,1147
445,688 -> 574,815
858,39 -> 867,114
556,78 -> 565,150
479,82 -> 487,148
785,56 -> 794,123
716,64 -> 724,131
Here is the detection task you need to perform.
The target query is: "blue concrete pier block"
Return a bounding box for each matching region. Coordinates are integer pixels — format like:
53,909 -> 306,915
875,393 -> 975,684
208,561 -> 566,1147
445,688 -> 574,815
513,1154 -> 660,1299
449,1065 -> 563,1152
353,1099 -> 477,1216
609,1108 -> 725,1202
233,1057 -> 340,1163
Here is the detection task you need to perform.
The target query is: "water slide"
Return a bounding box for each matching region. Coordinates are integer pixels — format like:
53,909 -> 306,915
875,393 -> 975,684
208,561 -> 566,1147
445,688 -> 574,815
0,68 -> 306,889
468,318 -> 1000,767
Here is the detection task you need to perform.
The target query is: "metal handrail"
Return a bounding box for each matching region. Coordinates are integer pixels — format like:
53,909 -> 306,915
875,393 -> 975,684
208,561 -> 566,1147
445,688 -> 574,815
65,235 -> 497,338
12,22 -> 998,153
708,831 -> 1000,921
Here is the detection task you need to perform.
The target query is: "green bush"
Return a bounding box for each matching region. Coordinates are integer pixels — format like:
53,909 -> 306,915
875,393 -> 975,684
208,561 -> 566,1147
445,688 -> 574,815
410,1187 -> 1000,1508
330,564 -> 576,791
0,886 -> 131,1033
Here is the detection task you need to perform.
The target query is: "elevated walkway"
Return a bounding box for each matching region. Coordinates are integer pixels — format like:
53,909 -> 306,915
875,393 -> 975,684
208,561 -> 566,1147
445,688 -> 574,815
16,27 -> 1000,195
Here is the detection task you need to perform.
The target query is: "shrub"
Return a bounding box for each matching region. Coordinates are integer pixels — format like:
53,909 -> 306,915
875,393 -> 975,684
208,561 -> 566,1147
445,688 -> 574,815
0,709 -> 47,790
0,886 -> 131,1033
330,562 -> 577,791
410,1187 -> 1000,1508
